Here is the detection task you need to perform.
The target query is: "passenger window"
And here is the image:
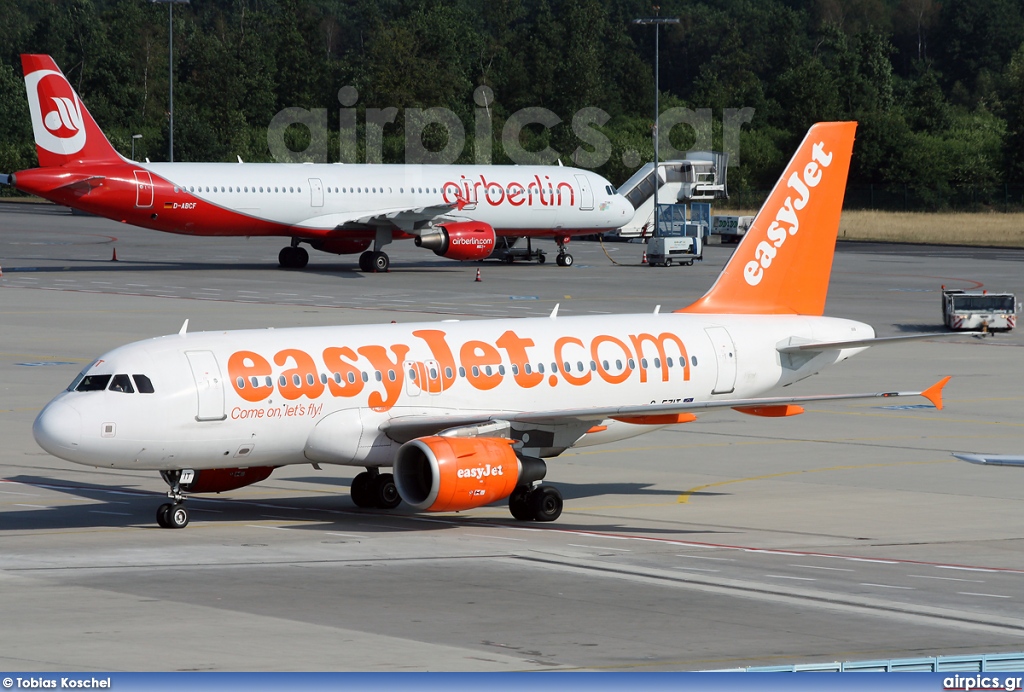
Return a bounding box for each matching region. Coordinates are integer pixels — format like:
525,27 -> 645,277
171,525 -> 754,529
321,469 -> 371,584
75,374 -> 111,392
388,370 -> 396,381
108,374 -> 134,393
134,372 -> 155,395
444,367 -> 453,379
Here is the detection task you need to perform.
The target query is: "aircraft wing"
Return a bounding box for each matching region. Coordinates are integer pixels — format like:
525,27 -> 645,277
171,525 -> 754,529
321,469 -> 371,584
953,453 -> 1024,467
292,203 -> 462,233
381,376 -> 951,444
777,332 -> 982,353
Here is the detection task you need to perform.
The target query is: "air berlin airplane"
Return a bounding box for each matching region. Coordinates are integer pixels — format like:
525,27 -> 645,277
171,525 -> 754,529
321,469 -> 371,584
33,121 -> 954,529
5,54 -> 634,272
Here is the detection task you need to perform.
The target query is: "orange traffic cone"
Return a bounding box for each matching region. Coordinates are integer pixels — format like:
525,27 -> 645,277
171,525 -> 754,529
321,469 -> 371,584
641,250 -> 647,264
111,248 -> 118,262
475,268 -> 482,282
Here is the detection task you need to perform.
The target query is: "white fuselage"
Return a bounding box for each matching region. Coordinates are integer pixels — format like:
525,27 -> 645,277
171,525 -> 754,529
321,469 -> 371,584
34,313 -> 873,471
141,162 -> 633,234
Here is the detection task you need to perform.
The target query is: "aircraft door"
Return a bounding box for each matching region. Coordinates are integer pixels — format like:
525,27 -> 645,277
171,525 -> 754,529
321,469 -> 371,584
134,170 -> 154,208
705,326 -> 737,394
574,174 -> 594,210
308,178 -> 324,207
185,350 -> 227,421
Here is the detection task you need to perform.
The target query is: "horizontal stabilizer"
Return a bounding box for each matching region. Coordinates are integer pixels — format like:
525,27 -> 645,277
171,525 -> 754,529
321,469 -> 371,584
778,332 -> 981,354
953,453 -> 1024,467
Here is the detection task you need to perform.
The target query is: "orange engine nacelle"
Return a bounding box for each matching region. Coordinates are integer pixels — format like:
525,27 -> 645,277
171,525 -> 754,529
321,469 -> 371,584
180,466 -> 275,493
393,436 -> 520,512
414,221 -> 496,261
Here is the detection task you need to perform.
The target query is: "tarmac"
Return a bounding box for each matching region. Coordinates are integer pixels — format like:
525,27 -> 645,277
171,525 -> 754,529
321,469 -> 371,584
1,202 -> 1023,671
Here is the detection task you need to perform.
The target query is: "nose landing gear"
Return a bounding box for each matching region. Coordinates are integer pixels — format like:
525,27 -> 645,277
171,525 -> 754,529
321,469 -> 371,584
555,236 -> 574,267
156,469 -> 192,529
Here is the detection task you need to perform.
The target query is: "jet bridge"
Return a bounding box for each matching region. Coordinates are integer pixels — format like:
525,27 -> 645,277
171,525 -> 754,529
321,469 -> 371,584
614,152 -> 728,238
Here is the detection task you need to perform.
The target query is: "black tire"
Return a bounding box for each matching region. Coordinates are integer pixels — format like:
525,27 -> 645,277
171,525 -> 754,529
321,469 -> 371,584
358,251 -> 374,272
350,472 -> 375,508
555,254 -> 565,267
530,485 -> 563,522
278,246 -> 295,268
665,259 -> 672,267
293,246 -> 309,268
561,253 -> 574,267
156,503 -> 172,528
537,253 -> 546,264
508,487 -> 533,521
373,251 -> 390,272
166,504 -> 189,529
373,473 -> 402,509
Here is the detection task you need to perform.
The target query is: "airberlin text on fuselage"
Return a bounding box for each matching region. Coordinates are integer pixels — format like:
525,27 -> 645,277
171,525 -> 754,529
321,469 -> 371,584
441,175 -> 576,208
227,328 -> 691,413
744,141 -> 834,287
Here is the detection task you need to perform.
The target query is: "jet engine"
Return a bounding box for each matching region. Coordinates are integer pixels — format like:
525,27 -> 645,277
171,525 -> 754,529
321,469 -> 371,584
174,466 -> 275,493
415,221 -> 496,261
393,436 -> 522,511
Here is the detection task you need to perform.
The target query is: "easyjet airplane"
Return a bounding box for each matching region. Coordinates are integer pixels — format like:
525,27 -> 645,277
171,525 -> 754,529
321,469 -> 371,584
33,121 -> 955,529
4,54 -> 633,272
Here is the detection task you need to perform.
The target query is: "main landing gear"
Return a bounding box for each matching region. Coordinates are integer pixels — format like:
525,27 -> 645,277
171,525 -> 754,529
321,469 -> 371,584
357,250 -> 390,273
555,236 -> 574,267
278,240 -> 309,269
508,484 -> 563,522
156,470 -> 191,529
350,468 -> 402,509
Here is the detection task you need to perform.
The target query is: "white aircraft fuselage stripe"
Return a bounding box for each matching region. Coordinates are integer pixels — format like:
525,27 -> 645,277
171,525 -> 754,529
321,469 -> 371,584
36,312 -> 873,471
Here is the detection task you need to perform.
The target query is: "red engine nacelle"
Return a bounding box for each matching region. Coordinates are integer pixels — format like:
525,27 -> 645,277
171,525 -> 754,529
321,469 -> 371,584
415,221 -> 496,261
180,466 -> 275,493
393,436 -> 521,512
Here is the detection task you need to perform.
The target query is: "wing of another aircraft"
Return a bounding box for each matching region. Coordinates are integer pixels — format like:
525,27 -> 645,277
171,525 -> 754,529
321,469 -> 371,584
953,453 -> 1024,467
292,203 -> 463,233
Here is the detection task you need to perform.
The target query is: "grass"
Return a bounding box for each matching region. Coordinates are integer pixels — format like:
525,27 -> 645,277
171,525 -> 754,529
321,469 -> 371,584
724,210 -> 1024,248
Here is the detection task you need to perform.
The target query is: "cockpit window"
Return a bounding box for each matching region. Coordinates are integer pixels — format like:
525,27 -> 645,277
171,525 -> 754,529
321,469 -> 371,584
76,374 -> 112,391
108,374 -> 135,393
133,374 -> 155,394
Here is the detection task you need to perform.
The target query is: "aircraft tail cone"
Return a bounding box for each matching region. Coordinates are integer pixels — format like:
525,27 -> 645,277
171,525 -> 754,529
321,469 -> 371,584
475,268 -> 481,282
111,247 -> 118,262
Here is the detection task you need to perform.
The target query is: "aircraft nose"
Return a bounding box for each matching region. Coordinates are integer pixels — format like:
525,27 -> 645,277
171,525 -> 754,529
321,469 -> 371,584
618,195 -> 635,224
33,400 -> 82,457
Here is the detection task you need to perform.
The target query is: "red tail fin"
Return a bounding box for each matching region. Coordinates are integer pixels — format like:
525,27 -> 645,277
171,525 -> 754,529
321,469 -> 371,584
22,54 -> 123,167
679,122 -> 857,316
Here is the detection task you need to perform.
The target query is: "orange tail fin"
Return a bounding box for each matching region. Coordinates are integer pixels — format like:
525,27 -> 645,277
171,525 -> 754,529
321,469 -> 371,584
679,122 -> 857,316
22,54 -> 123,168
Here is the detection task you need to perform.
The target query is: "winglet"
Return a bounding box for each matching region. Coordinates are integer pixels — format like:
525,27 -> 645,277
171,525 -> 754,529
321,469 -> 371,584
178,319 -> 189,336
921,376 -> 951,410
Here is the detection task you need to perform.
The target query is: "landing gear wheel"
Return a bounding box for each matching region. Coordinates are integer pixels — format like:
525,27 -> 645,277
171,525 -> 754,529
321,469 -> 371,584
166,504 -> 189,529
156,503 -> 172,528
373,473 -> 401,509
350,472 -> 376,508
372,251 -> 390,272
278,246 -> 309,269
279,246 -> 294,268
556,253 -> 573,267
508,487 -> 533,521
530,485 -> 563,522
